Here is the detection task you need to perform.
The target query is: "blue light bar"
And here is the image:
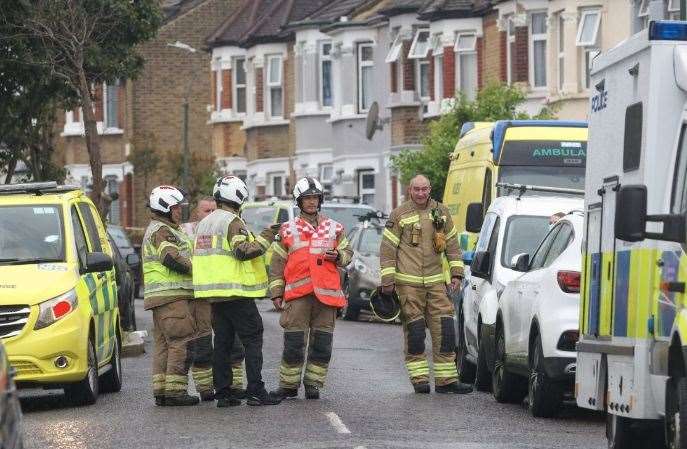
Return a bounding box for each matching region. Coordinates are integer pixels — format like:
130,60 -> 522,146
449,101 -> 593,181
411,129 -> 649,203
649,21 -> 687,41
490,120 -> 587,162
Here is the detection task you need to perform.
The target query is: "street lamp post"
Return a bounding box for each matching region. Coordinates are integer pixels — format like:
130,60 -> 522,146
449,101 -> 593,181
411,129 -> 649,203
167,41 -> 198,193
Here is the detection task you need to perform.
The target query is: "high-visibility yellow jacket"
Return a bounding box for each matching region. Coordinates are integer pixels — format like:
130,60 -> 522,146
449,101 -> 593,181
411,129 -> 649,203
192,208 -> 270,299
380,199 -> 463,287
142,219 -> 193,301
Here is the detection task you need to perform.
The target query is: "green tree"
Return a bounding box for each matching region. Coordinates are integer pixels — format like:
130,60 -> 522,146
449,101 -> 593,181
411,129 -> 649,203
392,83 -> 555,200
0,0 -> 161,215
127,134 -> 161,200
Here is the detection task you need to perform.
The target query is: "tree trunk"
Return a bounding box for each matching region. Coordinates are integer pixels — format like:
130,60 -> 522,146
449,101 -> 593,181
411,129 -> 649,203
77,69 -> 105,217
4,156 -> 17,184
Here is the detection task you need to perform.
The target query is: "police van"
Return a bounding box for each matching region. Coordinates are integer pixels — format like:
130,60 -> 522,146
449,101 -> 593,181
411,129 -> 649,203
575,20 -> 687,447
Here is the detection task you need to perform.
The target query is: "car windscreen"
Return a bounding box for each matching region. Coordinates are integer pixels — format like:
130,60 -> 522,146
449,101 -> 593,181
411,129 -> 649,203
108,226 -> 132,250
501,215 -> 551,267
499,139 -> 586,167
358,227 -> 383,256
241,207 -> 276,233
0,205 -> 65,264
498,166 -> 585,193
321,206 -> 378,231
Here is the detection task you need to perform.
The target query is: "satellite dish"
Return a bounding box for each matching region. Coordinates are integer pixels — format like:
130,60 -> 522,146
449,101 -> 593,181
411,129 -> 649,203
365,101 -> 389,140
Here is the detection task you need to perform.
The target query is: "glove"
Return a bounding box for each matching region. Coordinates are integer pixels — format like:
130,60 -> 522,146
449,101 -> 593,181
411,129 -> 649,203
433,231 -> 447,253
449,276 -> 462,293
272,296 -> 284,310
381,283 -> 395,295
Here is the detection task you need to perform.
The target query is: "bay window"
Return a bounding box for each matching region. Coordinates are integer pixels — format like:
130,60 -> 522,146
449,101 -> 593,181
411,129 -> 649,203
320,41 -> 333,108
357,42 -> 374,113
234,57 -> 246,114
267,55 -> 283,118
455,34 -> 477,100
530,12 -> 547,88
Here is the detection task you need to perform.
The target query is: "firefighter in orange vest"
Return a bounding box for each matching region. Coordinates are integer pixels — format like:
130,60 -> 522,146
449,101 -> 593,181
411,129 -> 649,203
269,177 -> 353,400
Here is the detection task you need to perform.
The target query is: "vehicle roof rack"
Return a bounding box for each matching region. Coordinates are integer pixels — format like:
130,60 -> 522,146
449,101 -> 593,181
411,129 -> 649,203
0,182 -> 81,196
496,182 -> 585,198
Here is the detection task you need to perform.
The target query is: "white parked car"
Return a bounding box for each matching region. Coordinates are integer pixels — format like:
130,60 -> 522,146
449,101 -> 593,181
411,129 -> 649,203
457,194 -> 583,394
493,212 -> 583,417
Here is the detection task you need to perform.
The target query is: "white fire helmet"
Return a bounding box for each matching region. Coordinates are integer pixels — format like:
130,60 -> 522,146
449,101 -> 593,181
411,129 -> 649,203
292,177 -> 324,204
213,176 -> 249,206
149,185 -> 185,214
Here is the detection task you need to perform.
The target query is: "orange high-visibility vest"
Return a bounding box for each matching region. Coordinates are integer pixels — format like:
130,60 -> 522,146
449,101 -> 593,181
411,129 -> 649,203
280,216 -> 346,308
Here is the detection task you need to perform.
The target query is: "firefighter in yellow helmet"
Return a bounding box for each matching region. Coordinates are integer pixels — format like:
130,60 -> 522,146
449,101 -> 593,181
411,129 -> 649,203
379,175 -> 473,394
143,185 -> 202,406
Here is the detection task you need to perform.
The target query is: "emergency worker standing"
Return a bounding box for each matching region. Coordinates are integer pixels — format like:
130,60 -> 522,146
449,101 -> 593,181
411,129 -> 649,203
270,177 -> 353,400
379,175 -> 473,394
192,176 -> 281,407
143,186 -> 203,406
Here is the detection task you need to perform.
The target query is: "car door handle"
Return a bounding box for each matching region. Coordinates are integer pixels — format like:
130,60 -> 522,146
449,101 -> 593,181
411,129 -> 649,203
96,272 -> 106,280
471,284 -> 477,291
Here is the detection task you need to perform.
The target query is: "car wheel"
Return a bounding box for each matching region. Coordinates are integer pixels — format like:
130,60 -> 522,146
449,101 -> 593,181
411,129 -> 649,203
100,334 -> 123,393
666,377 -> 687,449
492,325 -> 526,404
65,337 -> 99,406
528,334 -> 563,418
475,325 -> 491,392
341,280 -> 360,321
457,312 -> 476,384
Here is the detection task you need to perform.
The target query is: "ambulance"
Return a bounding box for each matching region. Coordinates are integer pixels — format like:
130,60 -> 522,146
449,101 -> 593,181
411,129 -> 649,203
575,20 -> 687,447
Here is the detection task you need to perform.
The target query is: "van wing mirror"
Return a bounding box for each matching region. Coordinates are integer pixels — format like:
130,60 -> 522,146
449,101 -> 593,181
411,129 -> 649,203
465,203 -> 484,233
84,252 -> 114,274
470,251 -> 491,279
510,253 -> 530,272
615,185 -> 686,243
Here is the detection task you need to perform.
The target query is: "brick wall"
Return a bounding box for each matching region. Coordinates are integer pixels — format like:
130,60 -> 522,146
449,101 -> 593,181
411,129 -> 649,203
245,124 -> 289,161
221,69 -> 232,109
255,68 -> 264,113
442,47 -> 455,99
514,26 -> 529,83
481,12 -> 506,85
402,40 -> 414,91
390,61 -> 398,93
212,122 -> 246,159
476,37 -> 484,89
390,106 -> 424,147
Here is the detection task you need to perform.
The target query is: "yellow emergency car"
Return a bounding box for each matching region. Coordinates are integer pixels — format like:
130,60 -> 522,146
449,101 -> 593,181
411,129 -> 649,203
443,120 -> 588,254
0,182 -> 122,405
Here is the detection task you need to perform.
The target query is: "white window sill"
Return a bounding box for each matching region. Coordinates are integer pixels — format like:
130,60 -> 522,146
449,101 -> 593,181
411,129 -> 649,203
526,89 -> 548,100
291,110 -> 332,119
388,100 -> 423,109
327,113 -> 367,124
61,122 -> 123,137
210,110 -> 245,124
241,119 -> 290,131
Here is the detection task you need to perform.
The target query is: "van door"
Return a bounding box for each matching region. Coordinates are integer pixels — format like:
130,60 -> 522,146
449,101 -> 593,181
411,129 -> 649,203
595,177 -> 620,337
76,202 -> 117,366
445,165 -> 486,240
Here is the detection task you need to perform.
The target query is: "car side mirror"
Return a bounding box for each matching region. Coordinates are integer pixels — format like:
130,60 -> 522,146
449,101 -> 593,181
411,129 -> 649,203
615,185 -> 647,242
465,203 -> 484,233
510,253 -> 530,272
84,252 -> 113,274
126,253 -> 141,267
615,184 -> 686,243
470,251 -> 491,279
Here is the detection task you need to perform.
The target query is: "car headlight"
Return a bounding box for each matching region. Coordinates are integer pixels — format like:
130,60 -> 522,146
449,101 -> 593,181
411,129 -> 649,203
34,289 -> 78,330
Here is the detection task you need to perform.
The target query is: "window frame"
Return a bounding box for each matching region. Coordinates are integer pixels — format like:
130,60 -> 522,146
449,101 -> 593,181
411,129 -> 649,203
358,169 -> 376,205
576,9 -> 602,47
267,172 -> 285,197
357,42 -> 375,113
408,29 -> 431,60
529,11 -> 548,89
233,56 -> 247,115
584,48 -> 601,90
71,206 -> 89,270
454,33 -> 477,53
266,54 -> 284,119
542,223 -> 573,268
385,32 -> 403,63
214,58 -> 223,113
455,33 -> 478,100
506,17 -> 516,85
78,203 -> 103,253
671,124 -> 687,214
104,81 -> 119,129
319,41 -> 333,108
416,59 -> 431,102
431,33 -> 444,56
529,224 -> 563,271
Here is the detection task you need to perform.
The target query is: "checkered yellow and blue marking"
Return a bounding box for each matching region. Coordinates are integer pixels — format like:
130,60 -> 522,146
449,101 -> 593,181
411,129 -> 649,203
83,272 -> 118,365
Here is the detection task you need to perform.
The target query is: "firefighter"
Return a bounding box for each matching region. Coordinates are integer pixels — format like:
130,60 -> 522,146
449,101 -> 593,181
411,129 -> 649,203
192,176 -> 281,407
143,185 -> 202,406
379,175 -> 473,394
270,177 -> 353,400
182,197 -> 248,400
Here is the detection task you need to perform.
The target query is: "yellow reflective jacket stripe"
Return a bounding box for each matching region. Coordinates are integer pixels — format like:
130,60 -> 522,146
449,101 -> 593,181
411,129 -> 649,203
383,228 -> 400,247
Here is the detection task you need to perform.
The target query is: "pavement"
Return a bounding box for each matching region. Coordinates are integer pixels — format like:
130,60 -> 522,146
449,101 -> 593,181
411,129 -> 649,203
20,300 -> 606,449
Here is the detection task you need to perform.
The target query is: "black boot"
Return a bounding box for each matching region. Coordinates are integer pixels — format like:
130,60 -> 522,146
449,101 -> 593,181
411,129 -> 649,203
246,389 -> 282,406
272,387 -> 298,401
216,396 -> 241,407
413,383 -> 431,394
231,388 -> 247,400
304,384 -> 320,400
154,395 -> 166,406
163,394 -> 200,406
435,382 -> 473,394
200,390 -> 215,402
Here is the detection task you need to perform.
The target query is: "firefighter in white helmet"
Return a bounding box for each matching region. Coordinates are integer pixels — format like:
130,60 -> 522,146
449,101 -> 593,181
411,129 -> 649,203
143,185 -> 202,406
192,176 -> 282,407
270,177 -> 354,400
